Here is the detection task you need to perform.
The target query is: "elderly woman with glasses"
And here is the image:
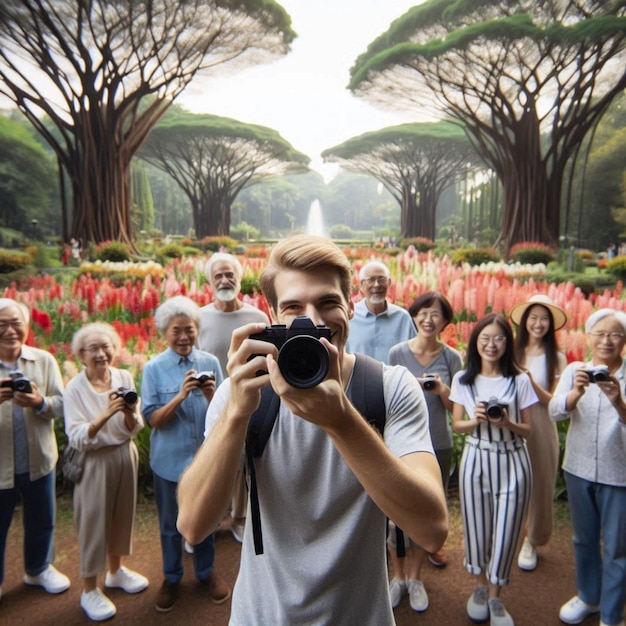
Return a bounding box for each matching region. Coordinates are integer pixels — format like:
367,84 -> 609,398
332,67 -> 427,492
141,296 -> 229,613
550,309 -> 626,626
64,322 -> 147,621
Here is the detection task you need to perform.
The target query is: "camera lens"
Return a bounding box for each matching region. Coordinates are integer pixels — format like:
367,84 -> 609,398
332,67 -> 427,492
121,390 -> 138,404
13,379 -> 32,393
423,379 -> 436,391
277,335 -> 330,389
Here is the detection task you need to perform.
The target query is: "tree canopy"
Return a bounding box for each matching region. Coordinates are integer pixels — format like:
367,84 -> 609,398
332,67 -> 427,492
0,0 -> 295,247
323,121 -> 481,240
349,0 -> 626,253
139,109 -> 310,237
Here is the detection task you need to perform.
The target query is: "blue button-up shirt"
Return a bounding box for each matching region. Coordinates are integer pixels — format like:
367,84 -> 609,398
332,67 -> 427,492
347,299 -> 416,364
141,347 -> 223,482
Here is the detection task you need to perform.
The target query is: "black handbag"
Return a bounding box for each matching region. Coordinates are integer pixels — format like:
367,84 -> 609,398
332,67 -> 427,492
62,445 -> 86,483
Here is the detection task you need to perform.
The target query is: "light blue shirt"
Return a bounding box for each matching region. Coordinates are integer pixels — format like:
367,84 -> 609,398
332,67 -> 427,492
347,299 -> 416,364
141,347 -> 223,482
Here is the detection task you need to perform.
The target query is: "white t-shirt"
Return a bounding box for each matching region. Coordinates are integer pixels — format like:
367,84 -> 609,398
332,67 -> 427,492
449,372 -> 538,443
205,364 -> 434,625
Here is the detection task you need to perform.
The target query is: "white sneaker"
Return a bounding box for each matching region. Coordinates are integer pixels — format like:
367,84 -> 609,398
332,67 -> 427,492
467,584 -> 489,622
23,564 -> 70,594
488,597 -> 514,626
517,538 -> 537,571
600,621 -> 625,626
184,540 -> 194,554
104,566 -> 148,593
559,596 -> 600,624
407,579 -> 429,612
80,588 -> 116,621
389,578 -> 407,609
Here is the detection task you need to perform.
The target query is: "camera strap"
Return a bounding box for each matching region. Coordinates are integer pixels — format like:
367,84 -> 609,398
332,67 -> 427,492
245,353 -> 385,555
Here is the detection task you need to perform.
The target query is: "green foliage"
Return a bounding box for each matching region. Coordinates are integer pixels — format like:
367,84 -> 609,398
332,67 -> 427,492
451,247 -> 500,266
509,241 -> 555,264
0,247 -> 32,273
606,255 -> 626,280
328,224 -> 356,239
230,221 -> 261,241
155,242 -> 185,264
95,241 -> 131,262
401,236 -> 435,252
240,275 -> 261,295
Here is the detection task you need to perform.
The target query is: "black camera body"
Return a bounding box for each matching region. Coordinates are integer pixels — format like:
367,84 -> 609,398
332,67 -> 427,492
482,396 -> 507,422
585,365 -> 610,383
1,375 -> 32,394
192,371 -> 215,385
113,388 -> 138,405
419,374 -> 437,391
249,316 -> 331,389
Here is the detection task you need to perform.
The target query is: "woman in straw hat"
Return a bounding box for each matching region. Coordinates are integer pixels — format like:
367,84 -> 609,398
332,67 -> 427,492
509,294 -> 567,572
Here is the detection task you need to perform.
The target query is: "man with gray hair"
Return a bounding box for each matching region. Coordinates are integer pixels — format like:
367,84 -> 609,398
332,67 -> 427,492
347,260 -> 416,363
198,253 -> 270,543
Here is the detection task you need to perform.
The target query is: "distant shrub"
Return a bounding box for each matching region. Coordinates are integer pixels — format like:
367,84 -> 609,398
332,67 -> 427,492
195,236 -> 238,252
95,241 -> 131,262
230,222 -> 260,242
509,241 -> 555,265
329,224 -> 355,239
155,242 -> 185,264
0,248 -> 31,273
401,237 -> 435,253
451,247 -> 500,266
606,255 -> 626,280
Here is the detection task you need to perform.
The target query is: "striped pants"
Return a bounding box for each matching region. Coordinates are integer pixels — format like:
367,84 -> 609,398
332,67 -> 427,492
460,436 -> 532,586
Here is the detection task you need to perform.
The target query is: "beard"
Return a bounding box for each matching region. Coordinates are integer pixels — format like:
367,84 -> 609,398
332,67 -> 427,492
215,287 -> 238,302
368,294 -> 387,306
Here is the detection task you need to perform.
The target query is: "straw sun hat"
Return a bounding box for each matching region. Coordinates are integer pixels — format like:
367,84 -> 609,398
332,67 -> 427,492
509,294 -> 567,330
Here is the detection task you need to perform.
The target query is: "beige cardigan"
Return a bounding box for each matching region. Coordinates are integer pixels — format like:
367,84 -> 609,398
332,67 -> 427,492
0,345 -> 64,489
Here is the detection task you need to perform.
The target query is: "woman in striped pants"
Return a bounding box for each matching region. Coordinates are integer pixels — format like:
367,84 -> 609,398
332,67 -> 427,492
450,314 -> 538,626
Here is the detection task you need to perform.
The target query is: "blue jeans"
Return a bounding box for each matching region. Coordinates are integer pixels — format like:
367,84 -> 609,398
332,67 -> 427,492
565,472 -> 626,626
153,472 -> 215,584
0,471 -> 56,585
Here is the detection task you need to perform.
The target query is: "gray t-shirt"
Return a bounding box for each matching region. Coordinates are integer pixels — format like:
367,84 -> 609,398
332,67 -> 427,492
205,364 -> 434,626
388,342 -> 462,450
197,302 -> 270,372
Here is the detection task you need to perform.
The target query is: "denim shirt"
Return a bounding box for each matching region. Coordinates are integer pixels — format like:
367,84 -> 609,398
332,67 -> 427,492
141,347 -> 223,482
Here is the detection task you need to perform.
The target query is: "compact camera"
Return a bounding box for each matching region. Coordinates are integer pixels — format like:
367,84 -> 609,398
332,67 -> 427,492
0,374 -> 32,394
419,374 -> 437,391
584,365 -> 610,383
481,396 -> 507,422
192,371 -> 216,385
113,388 -> 138,405
249,316 -> 331,389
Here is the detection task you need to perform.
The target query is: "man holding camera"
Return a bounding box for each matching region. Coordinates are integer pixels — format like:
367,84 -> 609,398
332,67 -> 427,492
198,253 -> 270,545
0,298 -> 69,602
178,235 -> 448,624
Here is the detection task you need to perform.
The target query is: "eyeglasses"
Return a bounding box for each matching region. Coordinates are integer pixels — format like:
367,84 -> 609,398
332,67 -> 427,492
416,312 -> 442,322
478,334 -> 507,346
361,276 -> 389,286
82,343 -> 112,354
588,331 -> 625,341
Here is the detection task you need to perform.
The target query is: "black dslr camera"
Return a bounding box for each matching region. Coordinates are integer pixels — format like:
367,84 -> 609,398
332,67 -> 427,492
584,365 -> 610,383
1,374 -> 32,394
191,371 -> 215,385
419,373 -> 437,391
249,316 -> 331,389
482,396 -> 507,422
113,388 -> 138,405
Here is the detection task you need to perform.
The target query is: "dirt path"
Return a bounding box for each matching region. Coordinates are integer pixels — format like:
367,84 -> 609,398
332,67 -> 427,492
1,494 -> 594,625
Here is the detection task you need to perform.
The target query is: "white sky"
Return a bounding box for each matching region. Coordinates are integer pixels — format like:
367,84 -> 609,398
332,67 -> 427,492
178,0 -> 422,181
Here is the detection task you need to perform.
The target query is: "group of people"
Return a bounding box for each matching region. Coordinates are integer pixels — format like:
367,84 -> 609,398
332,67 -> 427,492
0,235 -> 624,626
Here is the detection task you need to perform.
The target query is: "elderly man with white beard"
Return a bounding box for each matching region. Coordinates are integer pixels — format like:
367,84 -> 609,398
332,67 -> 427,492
197,253 -> 269,544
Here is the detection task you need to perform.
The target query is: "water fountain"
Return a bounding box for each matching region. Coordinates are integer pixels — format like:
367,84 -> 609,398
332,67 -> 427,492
306,199 -> 329,238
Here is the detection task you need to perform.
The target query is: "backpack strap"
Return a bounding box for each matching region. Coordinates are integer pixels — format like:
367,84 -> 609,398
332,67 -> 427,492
245,353 -> 385,555
245,386 -> 281,555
